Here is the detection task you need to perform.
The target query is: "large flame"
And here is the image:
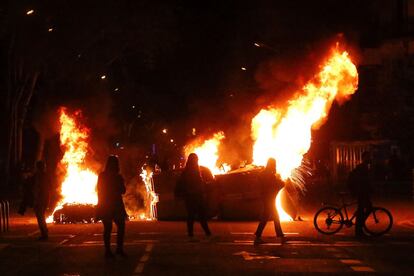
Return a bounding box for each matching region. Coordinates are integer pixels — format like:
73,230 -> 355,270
47,108 -> 98,222
183,44 -> 358,222
252,47 -> 358,180
184,131 -> 230,175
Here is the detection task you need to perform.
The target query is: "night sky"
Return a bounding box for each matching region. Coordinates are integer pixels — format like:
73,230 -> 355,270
2,0 -> 402,166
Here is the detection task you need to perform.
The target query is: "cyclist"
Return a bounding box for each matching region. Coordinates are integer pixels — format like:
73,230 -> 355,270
347,151 -> 373,238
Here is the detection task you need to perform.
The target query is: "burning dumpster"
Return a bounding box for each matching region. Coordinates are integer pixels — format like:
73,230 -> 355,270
153,165 -> 297,221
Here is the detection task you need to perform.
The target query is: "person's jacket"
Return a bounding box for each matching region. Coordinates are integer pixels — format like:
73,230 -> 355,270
96,171 -> 127,220
176,169 -> 205,198
259,170 -> 284,201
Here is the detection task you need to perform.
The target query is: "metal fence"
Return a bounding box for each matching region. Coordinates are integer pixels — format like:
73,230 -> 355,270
0,200 -> 10,232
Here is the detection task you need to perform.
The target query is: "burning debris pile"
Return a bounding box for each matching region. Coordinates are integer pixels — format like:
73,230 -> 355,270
47,108 -> 99,223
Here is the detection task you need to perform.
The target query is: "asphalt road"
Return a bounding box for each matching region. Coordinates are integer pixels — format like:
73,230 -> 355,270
1,204 -> 414,275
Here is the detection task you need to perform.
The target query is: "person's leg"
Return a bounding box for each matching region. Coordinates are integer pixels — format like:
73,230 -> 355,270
197,201 -> 211,236
185,199 -> 195,237
35,208 -> 48,239
114,217 -> 126,255
255,202 -> 270,238
272,206 -> 284,237
355,201 -> 365,237
102,219 -> 113,256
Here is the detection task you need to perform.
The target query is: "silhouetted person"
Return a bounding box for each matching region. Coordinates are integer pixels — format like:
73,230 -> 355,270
348,151 -> 373,238
175,153 -> 211,240
96,155 -> 127,258
32,161 -> 51,241
254,158 -> 284,245
18,163 -> 34,216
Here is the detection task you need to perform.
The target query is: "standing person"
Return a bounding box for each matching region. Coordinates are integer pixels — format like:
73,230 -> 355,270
254,158 -> 285,245
175,153 -> 211,241
32,160 -> 51,241
96,155 -> 127,258
347,151 -> 373,238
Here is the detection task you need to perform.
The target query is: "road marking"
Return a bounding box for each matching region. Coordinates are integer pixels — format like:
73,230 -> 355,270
58,239 -> 70,246
134,263 -> 145,274
133,243 -> 154,275
231,232 -> 299,235
28,230 -> 40,236
340,259 -> 362,265
333,253 -> 350,258
233,251 -> 280,261
285,241 -> 311,244
93,233 -> 117,236
350,266 -> 375,272
145,244 -> 154,252
139,254 -> 149,262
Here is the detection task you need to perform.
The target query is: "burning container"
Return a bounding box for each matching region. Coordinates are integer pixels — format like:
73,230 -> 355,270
153,166 -> 297,221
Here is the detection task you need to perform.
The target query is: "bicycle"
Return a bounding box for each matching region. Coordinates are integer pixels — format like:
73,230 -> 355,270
314,193 -> 393,236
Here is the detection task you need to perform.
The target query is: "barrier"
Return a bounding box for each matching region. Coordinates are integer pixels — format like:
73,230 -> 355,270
0,200 -> 10,232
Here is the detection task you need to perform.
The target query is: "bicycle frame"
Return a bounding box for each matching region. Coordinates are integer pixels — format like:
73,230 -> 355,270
325,196 -> 357,226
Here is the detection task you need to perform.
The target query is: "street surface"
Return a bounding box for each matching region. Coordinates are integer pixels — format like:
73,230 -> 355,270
1,200 -> 414,275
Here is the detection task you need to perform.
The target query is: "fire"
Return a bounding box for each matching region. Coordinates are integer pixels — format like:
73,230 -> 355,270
184,131 -> 230,175
252,47 -> 358,180
276,188 -> 293,221
47,108 -> 98,223
182,44 -> 358,222
139,167 -> 159,220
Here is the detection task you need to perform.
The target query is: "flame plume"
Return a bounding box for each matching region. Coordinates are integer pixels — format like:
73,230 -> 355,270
47,108 -> 98,223
183,44 -> 358,222
252,47 -> 358,180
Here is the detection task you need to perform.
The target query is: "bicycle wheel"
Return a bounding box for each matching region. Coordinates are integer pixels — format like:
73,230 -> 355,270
364,207 -> 393,236
314,206 -> 344,235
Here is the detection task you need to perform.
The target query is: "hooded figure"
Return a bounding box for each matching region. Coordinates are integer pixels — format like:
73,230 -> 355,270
254,158 -> 285,245
96,155 -> 127,258
176,153 -> 211,239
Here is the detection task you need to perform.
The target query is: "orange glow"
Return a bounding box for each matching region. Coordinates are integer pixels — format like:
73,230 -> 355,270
252,46 -> 358,180
184,131 -> 230,175
182,44 -> 358,222
47,108 -> 98,223
252,46 -> 358,221
276,188 -> 293,222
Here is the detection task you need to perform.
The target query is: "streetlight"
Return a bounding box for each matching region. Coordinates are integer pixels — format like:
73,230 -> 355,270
253,41 -> 279,53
